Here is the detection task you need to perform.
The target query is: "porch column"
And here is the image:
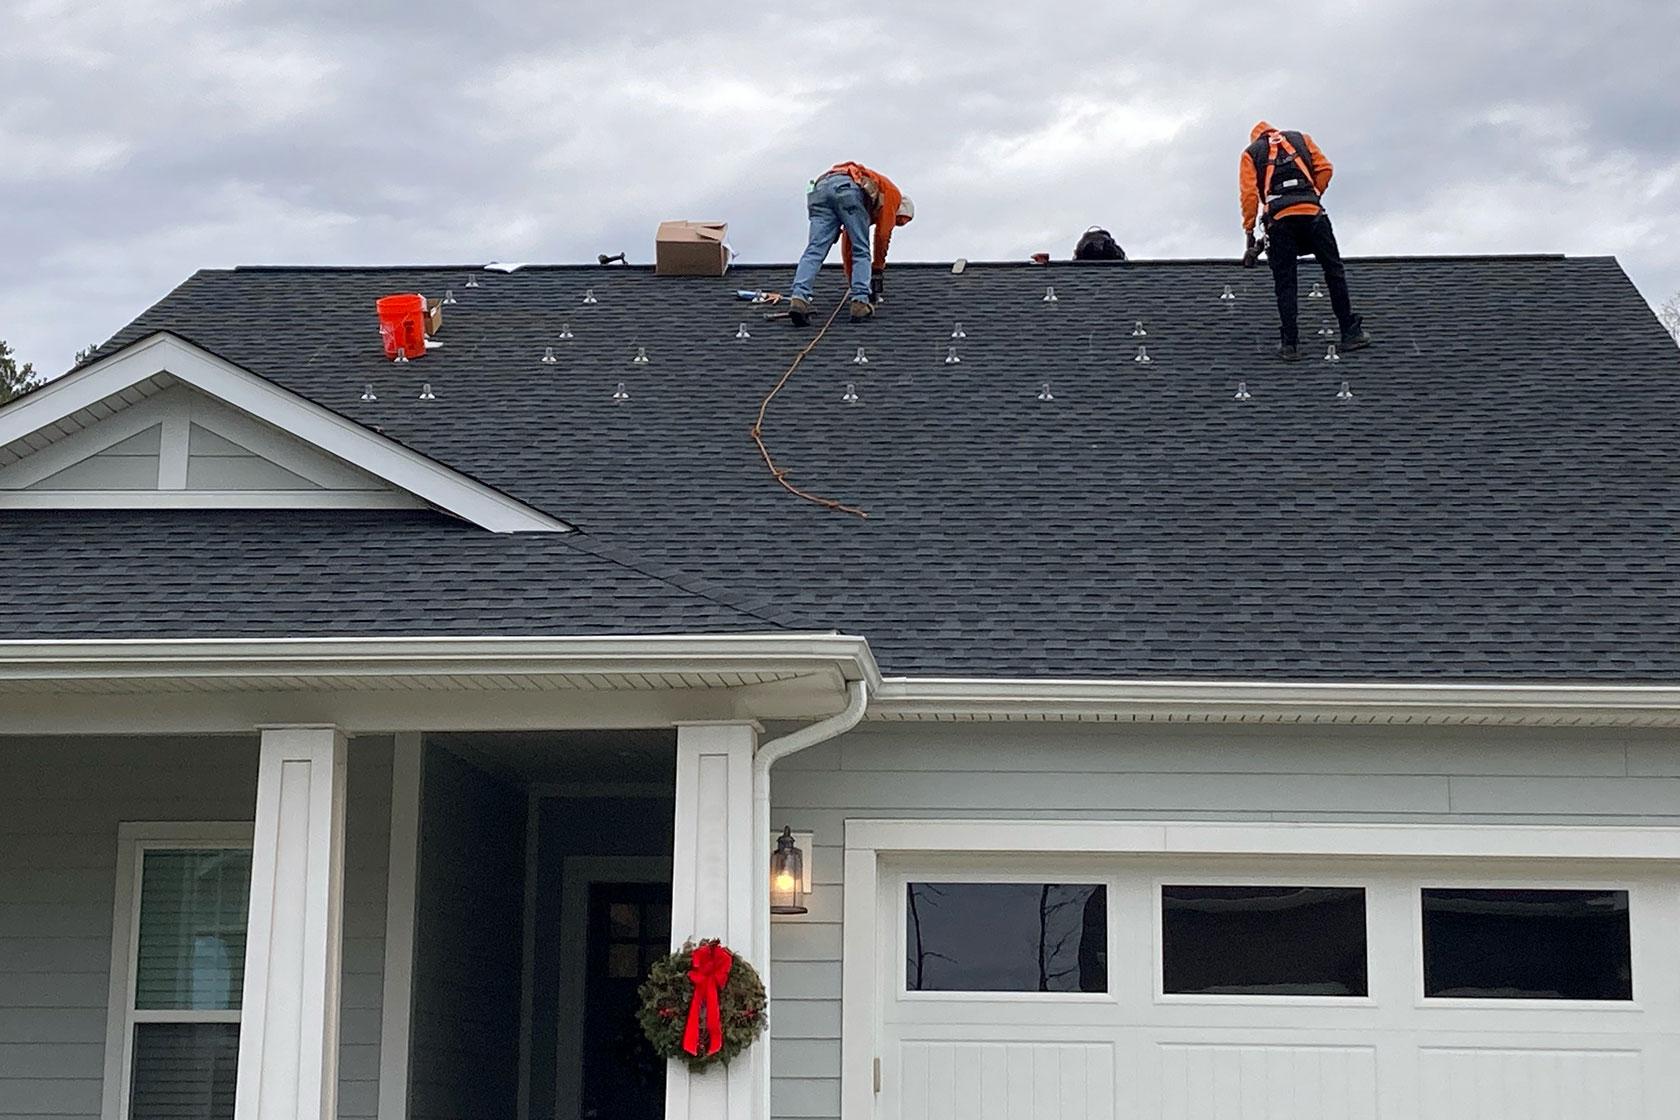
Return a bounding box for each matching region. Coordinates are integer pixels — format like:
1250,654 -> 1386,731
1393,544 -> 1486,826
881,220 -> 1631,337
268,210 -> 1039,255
669,721 -> 762,1120
234,726 -> 348,1120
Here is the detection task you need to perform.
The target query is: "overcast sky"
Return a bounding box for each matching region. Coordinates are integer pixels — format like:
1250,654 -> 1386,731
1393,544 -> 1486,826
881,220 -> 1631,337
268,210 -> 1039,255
3,0 -> 1676,373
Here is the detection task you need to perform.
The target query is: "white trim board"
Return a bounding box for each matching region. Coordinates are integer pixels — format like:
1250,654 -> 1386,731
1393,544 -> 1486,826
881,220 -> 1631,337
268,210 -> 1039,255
0,333 -> 568,531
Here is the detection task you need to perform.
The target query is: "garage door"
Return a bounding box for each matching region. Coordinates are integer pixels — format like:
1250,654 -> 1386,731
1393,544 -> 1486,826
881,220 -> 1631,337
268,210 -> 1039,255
873,856 -> 1680,1120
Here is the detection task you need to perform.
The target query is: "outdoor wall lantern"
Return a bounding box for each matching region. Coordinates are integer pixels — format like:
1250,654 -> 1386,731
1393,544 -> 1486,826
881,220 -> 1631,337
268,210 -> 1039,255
770,826 -> 810,915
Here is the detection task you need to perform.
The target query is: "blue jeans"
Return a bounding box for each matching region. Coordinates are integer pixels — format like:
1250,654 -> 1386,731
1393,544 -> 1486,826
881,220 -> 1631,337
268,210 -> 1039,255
791,173 -> 873,302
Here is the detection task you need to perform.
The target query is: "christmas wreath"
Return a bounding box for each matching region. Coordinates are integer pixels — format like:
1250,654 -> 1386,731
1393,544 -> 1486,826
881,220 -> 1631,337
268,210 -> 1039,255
636,939 -> 766,1070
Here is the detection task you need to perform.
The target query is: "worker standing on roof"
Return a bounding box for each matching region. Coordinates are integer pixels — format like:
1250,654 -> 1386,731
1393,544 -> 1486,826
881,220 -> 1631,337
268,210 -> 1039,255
788,162 -> 914,326
1241,122 -> 1370,362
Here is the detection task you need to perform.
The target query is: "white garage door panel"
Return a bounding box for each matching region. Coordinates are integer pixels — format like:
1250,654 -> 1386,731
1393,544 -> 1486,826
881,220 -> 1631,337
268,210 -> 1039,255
874,858 -> 1680,1120
897,1041 -> 1115,1120
1417,1047 -> 1642,1120
1156,1044 -> 1377,1120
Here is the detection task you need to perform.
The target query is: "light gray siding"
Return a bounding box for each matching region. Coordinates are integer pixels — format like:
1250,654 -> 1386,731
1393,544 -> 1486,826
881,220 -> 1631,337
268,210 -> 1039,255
766,720 -> 1680,1120
0,734 -> 392,1120
408,745 -> 526,1120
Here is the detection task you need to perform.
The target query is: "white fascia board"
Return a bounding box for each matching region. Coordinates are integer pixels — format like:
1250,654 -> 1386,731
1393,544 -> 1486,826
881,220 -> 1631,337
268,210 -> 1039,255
0,633 -> 882,686
0,333 -> 569,532
871,676 -> 1680,726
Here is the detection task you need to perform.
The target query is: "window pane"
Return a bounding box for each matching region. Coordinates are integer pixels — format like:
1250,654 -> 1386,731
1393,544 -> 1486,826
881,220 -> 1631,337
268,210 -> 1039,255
1163,886 -> 1368,996
1422,888 -> 1633,1000
130,1022 -> 239,1120
135,850 -> 252,1011
906,883 -> 1107,993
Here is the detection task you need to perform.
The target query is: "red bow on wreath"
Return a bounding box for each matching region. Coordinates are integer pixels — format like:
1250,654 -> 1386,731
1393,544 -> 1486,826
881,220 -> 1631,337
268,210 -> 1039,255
683,942 -> 734,1057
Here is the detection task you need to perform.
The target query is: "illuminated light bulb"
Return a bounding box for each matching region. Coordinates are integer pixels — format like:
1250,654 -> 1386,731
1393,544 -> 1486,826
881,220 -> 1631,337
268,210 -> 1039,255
774,872 -> 796,892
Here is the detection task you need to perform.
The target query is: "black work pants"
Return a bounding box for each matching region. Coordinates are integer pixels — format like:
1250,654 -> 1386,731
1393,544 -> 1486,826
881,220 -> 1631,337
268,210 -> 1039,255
1265,213 -> 1359,347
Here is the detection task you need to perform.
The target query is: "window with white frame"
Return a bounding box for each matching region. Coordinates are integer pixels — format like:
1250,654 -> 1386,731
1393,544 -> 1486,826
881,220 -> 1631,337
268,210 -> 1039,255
102,824 -> 254,1120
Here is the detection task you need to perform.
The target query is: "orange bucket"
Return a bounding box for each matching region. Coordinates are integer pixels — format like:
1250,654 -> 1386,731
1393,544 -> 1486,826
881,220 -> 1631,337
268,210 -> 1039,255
376,294 -> 427,360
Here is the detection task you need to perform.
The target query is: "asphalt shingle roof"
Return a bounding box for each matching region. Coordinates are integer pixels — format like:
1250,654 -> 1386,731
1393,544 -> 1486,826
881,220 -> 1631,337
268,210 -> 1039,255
2,255 -> 1676,679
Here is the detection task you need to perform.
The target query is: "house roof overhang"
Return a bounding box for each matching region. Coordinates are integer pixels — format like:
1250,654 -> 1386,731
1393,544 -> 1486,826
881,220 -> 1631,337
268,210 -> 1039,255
0,333 -> 568,531
1,635 -> 1678,735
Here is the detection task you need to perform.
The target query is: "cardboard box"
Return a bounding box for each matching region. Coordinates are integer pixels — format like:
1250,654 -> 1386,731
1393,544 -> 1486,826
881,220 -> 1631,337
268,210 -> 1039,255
424,298 -> 443,337
655,220 -> 729,277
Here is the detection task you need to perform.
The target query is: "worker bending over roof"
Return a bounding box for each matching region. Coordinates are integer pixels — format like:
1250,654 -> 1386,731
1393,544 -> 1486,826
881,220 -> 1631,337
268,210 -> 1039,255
789,162 -> 914,326
1241,121 -> 1371,362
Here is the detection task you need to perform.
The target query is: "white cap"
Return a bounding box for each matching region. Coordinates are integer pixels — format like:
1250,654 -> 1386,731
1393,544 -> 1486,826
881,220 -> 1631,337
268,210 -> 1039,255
897,196 -> 915,222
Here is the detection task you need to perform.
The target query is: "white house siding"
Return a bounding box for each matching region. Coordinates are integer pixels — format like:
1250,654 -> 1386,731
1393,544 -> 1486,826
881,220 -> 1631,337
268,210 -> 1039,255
0,733 -> 392,1120
765,720 -> 1680,1120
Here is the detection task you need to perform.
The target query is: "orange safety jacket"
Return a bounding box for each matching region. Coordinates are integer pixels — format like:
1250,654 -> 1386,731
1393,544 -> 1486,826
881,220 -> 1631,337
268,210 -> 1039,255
825,162 -> 905,279
1239,121 -> 1333,233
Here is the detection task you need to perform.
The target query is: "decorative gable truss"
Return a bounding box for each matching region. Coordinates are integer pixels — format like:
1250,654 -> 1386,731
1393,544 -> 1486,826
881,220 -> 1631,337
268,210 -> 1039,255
0,333 -> 568,532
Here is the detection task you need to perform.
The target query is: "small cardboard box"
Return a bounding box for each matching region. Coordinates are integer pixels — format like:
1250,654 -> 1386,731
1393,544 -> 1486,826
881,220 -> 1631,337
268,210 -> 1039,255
655,220 -> 729,277
424,298 -> 443,337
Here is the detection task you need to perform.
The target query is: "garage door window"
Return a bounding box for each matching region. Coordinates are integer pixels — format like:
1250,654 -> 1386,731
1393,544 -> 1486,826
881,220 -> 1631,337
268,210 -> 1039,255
1422,888 -> 1633,1000
1162,885 -> 1368,997
906,882 -> 1107,993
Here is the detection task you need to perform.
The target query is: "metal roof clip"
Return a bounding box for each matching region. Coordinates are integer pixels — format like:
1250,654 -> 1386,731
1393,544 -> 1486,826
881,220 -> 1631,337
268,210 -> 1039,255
945,346 -> 961,365
1042,286 -> 1058,302
1234,381 -> 1252,401
541,347 -> 558,364
842,382 -> 859,404
418,382 -> 436,400
1037,382 -> 1055,401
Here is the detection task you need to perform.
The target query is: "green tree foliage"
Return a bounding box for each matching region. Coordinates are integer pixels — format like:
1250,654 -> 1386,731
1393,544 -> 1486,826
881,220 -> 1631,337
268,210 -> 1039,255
0,338 -> 39,404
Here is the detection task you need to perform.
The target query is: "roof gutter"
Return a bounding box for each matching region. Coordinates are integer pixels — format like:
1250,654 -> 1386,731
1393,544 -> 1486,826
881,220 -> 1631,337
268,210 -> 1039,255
751,677 -> 869,1120
872,677 -> 1680,726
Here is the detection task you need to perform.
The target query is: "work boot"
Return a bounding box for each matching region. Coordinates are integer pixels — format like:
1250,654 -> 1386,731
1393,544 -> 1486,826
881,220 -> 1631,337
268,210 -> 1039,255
1340,326 -> 1372,352
1276,344 -> 1302,363
849,299 -> 874,323
788,298 -> 811,327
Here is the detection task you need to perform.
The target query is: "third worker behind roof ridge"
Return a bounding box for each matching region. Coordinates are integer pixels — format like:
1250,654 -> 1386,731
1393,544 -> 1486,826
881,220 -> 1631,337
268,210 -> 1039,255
788,162 -> 913,327
1240,121 -> 1372,363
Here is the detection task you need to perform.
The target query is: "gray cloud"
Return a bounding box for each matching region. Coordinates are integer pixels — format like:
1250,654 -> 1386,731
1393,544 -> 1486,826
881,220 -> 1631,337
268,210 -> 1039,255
3,0 -> 1676,372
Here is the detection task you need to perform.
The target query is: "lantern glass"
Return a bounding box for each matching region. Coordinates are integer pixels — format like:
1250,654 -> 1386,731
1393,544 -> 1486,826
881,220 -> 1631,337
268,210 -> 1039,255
770,826 -> 807,915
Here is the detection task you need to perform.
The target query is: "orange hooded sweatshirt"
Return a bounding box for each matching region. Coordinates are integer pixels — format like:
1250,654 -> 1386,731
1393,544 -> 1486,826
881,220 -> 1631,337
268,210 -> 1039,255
827,162 -> 909,279
1240,121 -> 1333,233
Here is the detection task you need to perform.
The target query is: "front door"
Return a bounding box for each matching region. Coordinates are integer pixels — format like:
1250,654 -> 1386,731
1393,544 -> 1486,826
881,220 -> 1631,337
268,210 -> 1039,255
580,881 -> 672,1120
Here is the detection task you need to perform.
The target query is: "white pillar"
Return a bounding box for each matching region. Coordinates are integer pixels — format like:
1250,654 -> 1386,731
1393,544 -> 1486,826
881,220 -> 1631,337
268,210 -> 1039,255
235,726 -> 348,1120
668,721 -> 762,1120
